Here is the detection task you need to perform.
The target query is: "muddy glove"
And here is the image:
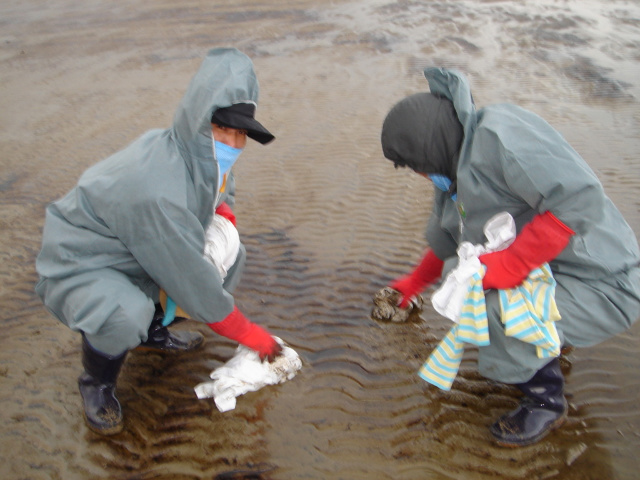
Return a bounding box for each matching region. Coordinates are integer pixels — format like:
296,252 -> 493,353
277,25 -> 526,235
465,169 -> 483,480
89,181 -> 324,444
208,307 -> 282,362
390,249 -> 444,308
480,211 -> 574,290
215,202 -> 236,226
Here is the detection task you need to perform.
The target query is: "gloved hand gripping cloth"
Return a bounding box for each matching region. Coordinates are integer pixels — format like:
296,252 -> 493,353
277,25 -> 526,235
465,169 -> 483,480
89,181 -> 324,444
194,336 -> 302,412
420,213 -> 563,391
208,306 -> 281,361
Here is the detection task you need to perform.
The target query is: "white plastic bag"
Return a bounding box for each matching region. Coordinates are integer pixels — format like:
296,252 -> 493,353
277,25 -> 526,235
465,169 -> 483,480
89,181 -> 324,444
431,212 -> 516,323
204,214 -> 240,279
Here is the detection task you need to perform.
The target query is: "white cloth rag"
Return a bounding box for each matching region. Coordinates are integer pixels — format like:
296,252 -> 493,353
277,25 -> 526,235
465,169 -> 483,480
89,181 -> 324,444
194,337 -> 302,412
432,212 -> 516,323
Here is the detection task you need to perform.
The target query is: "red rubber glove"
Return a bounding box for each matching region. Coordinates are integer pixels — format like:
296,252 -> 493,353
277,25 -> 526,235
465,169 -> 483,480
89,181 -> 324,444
390,249 -> 444,308
480,211 -> 574,290
215,202 -> 236,226
208,307 -> 282,361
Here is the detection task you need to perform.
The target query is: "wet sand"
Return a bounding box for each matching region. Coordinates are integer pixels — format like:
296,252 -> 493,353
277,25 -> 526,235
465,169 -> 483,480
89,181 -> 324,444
1,0 -> 640,478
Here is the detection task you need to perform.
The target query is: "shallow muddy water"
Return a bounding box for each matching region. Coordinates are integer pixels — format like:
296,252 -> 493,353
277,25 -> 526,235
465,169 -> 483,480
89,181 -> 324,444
1,1 -> 640,479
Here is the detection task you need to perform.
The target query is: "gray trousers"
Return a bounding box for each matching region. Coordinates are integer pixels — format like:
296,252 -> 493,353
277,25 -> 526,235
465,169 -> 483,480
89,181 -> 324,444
35,244 -> 246,357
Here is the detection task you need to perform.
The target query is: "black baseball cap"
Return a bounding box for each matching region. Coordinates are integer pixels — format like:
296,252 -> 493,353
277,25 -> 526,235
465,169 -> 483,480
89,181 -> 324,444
211,103 -> 275,144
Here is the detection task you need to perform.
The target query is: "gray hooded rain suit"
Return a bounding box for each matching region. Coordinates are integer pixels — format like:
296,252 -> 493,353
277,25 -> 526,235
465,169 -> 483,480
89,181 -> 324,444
35,48 -> 260,356
382,67 -> 640,383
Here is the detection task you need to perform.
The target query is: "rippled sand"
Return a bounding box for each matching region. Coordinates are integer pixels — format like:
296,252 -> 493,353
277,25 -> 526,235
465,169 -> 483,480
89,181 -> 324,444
1,1 -> 640,479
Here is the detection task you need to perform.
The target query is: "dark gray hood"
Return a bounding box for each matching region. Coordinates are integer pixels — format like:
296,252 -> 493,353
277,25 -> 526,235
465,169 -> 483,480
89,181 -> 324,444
381,92 -> 463,185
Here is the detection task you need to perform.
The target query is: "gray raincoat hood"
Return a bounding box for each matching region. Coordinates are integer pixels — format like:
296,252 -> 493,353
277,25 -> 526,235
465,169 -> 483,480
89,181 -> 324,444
381,91 -> 464,190
172,47 -> 261,223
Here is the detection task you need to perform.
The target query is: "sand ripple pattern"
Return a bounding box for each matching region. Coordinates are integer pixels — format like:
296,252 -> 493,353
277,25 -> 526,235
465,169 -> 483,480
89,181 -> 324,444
1,0 -> 640,479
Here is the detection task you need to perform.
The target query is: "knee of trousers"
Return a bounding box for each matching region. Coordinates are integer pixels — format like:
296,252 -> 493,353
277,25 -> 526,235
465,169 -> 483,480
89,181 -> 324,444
61,271 -> 157,356
477,290 -> 552,384
84,297 -> 156,356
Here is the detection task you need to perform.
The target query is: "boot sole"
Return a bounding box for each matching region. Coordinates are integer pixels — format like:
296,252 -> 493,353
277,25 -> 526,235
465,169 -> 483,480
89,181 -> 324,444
493,413 -> 567,448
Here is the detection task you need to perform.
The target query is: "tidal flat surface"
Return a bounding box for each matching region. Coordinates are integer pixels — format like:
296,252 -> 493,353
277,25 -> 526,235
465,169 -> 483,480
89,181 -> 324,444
1,1 -> 640,478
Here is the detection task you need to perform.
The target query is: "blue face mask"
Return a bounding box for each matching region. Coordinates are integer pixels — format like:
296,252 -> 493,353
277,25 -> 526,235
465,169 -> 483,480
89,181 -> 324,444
214,141 -> 243,179
428,174 -> 457,200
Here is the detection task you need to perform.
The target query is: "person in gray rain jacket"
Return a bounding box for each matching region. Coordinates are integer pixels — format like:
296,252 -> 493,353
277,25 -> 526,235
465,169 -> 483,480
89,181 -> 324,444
35,48 -> 282,435
379,67 -> 640,447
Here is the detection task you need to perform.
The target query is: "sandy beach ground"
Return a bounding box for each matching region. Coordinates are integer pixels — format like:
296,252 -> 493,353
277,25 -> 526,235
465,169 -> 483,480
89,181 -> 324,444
1,1 -> 640,478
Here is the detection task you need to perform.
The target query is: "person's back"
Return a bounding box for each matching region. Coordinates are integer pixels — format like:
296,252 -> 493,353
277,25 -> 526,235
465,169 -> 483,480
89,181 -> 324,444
467,102 -> 640,278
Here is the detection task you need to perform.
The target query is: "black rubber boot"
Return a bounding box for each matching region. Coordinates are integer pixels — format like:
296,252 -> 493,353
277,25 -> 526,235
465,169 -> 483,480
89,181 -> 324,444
490,357 -> 568,447
78,336 -> 127,435
136,305 -> 204,354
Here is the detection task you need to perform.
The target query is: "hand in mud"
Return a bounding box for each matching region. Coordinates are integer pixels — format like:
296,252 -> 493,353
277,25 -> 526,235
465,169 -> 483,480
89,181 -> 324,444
389,250 -> 444,308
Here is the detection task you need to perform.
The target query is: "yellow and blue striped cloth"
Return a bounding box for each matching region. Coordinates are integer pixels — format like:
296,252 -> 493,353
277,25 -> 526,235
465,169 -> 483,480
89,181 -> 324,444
418,264 -> 561,390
